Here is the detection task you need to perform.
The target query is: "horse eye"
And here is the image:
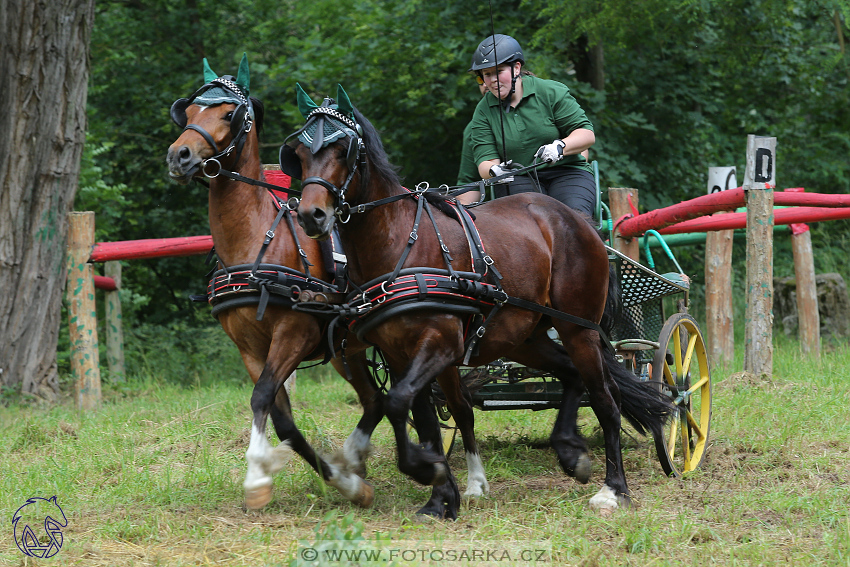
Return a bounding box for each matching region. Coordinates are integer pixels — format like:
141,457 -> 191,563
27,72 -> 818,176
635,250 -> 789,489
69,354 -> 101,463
224,111 -> 234,121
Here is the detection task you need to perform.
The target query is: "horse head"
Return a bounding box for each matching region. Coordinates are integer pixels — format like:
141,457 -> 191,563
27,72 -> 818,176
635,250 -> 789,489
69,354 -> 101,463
166,53 -> 264,184
281,83 -> 366,239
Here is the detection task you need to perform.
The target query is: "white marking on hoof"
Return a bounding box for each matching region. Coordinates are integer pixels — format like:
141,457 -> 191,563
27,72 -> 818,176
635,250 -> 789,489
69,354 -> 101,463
463,452 -> 490,498
589,484 -> 619,516
326,462 -> 372,506
341,428 -> 373,473
244,422 -> 292,506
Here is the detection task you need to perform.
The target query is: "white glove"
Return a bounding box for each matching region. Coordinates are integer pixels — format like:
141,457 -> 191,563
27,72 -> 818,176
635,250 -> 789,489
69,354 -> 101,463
535,140 -> 566,163
489,160 -> 521,184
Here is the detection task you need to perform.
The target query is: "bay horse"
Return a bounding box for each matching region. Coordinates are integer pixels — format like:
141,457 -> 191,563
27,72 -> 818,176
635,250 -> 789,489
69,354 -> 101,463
289,85 -> 674,517
164,56 -> 385,510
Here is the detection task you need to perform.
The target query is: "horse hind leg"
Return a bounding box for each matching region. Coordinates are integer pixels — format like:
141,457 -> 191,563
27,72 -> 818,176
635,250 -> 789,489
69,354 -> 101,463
436,368 -> 489,498
557,327 -> 632,514
508,336 -> 591,484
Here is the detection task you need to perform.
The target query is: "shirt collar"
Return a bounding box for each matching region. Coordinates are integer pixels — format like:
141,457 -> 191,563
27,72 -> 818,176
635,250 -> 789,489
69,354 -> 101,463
485,75 -> 535,110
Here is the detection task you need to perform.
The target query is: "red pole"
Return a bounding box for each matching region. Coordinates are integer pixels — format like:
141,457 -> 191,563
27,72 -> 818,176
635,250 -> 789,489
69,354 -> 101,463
618,189 -> 850,238
90,235 -> 214,263
655,207 -> 850,235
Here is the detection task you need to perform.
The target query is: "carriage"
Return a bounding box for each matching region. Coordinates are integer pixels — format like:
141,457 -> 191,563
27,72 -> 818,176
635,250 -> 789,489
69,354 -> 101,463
436,239 -> 712,479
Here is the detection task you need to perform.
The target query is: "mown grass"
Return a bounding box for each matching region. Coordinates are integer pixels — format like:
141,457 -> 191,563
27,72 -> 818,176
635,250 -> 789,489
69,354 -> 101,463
2,337 -> 849,566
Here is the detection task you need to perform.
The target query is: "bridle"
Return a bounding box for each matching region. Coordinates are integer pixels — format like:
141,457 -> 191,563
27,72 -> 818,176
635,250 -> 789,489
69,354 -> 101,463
170,76 -> 255,167
279,100 -> 365,221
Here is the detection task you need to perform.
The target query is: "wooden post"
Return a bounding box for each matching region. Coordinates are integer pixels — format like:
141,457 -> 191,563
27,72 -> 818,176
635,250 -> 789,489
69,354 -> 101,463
608,188 -> 640,261
705,167 -> 737,366
743,135 -> 776,377
67,212 -> 102,409
104,260 -> 126,381
784,188 -> 820,358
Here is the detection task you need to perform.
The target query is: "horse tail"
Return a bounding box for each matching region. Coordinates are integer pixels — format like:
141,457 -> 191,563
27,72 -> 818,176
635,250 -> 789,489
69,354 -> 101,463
603,346 -> 674,437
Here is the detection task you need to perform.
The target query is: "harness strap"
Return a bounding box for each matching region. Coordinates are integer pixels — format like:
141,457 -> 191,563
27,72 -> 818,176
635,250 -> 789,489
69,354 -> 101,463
211,168 -> 302,196
454,203 -> 503,282
185,124 -> 218,152
282,201 -> 313,276
387,193 -> 427,283
421,198 -> 457,279
504,296 -> 615,353
250,202 -> 290,275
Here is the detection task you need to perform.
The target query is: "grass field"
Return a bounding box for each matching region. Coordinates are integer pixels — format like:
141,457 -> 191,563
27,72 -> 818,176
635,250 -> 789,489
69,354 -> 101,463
2,338 -> 849,566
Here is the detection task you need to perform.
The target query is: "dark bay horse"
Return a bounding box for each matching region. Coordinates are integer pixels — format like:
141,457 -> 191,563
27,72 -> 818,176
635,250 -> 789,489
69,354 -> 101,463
165,58 -> 381,510
290,85 -> 673,517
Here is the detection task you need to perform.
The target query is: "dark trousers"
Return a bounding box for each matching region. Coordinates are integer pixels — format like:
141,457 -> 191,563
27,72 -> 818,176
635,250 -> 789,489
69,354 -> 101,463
493,166 -> 596,219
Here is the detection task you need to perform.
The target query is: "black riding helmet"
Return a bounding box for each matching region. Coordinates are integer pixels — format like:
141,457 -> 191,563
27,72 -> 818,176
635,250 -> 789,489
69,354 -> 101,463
469,34 -> 524,72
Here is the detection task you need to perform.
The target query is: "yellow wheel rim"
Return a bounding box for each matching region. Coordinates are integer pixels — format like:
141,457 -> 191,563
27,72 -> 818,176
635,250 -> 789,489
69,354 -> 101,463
653,314 -> 712,477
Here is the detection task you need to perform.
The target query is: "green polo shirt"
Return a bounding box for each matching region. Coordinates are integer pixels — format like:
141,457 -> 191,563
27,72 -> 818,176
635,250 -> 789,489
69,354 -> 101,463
469,75 -> 593,175
457,122 -> 480,185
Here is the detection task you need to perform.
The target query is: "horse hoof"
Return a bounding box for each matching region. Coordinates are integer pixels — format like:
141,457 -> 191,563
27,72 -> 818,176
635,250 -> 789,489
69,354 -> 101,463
245,484 -> 273,509
589,485 -> 619,515
353,481 -> 375,508
574,454 -> 591,484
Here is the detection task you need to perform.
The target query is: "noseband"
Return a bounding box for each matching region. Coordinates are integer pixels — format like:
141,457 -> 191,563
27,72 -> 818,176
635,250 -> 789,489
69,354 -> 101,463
280,103 -> 365,221
170,76 -> 255,167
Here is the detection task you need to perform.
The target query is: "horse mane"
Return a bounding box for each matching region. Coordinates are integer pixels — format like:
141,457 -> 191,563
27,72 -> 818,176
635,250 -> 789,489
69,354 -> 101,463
250,96 -> 265,136
353,107 -> 402,188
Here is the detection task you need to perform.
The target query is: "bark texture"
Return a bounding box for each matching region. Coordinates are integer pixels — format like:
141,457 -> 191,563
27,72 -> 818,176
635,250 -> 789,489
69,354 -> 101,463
0,0 -> 95,399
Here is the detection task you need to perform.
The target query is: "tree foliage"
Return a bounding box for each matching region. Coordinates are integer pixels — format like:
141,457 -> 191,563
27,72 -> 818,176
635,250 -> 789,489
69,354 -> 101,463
81,0 -> 850,331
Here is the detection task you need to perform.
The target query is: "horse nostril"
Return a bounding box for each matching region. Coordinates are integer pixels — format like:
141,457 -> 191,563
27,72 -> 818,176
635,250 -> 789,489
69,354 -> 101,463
178,146 -> 193,166
312,208 -> 327,225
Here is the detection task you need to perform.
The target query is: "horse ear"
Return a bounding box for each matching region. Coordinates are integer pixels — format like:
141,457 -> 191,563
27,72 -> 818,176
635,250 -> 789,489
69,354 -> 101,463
336,84 -> 353,117
296,83 -> 319,118
235,52 -> 250,94
203,58 -> 218,83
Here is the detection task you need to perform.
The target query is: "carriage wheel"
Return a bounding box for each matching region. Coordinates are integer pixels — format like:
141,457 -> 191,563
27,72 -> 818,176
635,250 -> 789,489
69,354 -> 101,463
651,313 -> 712,477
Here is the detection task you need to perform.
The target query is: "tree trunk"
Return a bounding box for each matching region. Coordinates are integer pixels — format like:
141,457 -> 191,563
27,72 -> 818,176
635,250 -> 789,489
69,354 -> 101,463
571,33 -> 605,92
0,0 -> 95,399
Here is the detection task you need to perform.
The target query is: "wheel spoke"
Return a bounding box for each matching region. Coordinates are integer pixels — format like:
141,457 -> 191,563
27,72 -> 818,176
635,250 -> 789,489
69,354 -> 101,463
673,327 -> 684,376
682,333 -> 697,371
686,375 -> 709,395
684,408 -> 707,443
667,414 -> 680,460
679,409 -> 691,467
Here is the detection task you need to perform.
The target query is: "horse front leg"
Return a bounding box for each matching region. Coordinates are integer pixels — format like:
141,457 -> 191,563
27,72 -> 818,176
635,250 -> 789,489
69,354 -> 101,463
245,362 -> 372,510
409,386 -> 460,520
382,336 -> 462,488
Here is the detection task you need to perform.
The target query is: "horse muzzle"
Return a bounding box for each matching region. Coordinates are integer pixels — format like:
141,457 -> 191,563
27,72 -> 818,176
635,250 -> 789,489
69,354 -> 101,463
296,203 -> 335,240
166,145 -> 203,184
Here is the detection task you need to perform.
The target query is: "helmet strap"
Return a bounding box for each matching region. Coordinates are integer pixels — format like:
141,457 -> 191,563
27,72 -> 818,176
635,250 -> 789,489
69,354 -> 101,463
502,64 -> 519,113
